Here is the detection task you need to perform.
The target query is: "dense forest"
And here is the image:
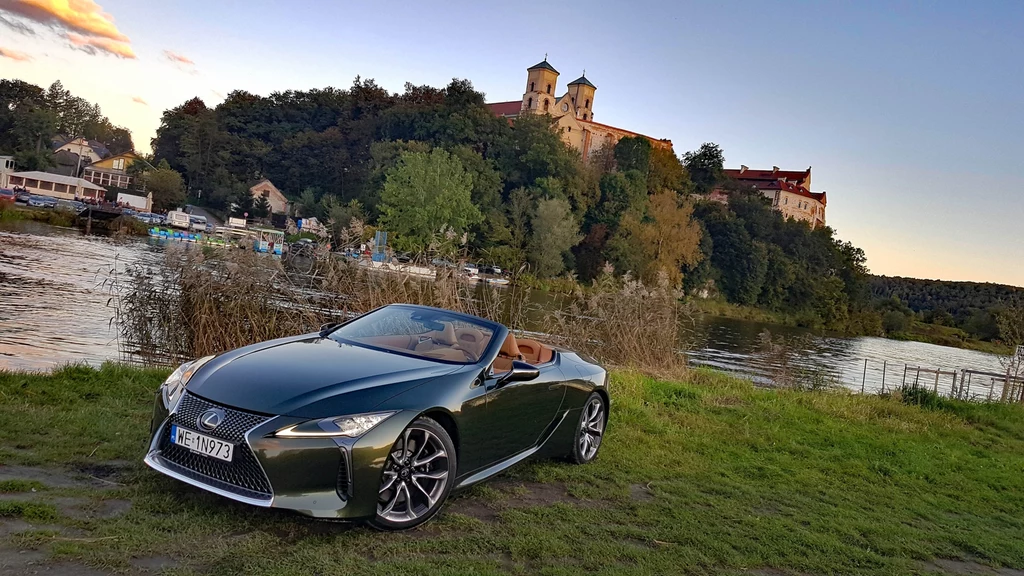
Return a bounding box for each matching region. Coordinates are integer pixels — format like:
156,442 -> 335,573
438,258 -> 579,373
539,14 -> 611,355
870,276 -> 1024,342
0,80 -> 133,169
3,76 -> 1021,346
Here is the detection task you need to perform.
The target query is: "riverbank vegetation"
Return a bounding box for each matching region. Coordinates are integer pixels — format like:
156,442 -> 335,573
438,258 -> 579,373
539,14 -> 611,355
0,201 -> 75,227
1,363 -> 1023,575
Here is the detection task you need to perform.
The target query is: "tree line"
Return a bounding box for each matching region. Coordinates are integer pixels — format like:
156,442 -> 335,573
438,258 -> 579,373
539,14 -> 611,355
870,276 -> 1024,342
0,80 -> 133,170
8,75 -> 954,338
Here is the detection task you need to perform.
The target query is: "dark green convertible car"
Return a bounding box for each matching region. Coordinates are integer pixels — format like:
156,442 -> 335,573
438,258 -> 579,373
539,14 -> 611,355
144,304 -> 609,530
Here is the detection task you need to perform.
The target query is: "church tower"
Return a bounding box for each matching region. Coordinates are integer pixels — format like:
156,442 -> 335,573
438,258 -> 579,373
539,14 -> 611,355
567,73 -> 596,121
522,57 -> 559,115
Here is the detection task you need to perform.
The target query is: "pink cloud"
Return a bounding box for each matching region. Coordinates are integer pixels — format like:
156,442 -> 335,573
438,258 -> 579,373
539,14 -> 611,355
0,46 -> 31,61
0,0 -> 134,58
131,96 -> 147,105
66,30 -> 134,58
0,0 -> 128,40
163,49 -> 193,65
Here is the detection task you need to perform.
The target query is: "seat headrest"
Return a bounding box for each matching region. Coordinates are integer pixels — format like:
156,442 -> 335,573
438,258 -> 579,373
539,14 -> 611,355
499,333 -> 521,358
434,322 -> 457,345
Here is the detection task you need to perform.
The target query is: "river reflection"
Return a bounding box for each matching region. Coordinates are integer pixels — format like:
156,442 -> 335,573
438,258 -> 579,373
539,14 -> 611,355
0,222 -> 1009,396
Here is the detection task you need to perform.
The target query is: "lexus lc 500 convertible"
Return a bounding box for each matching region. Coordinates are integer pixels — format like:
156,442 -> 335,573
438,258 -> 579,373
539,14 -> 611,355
144,304 -> 609,530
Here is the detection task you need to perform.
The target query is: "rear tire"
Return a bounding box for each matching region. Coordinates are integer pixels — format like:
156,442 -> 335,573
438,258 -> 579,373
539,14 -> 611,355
368,417 -> 456,531
570,393 -> 606,464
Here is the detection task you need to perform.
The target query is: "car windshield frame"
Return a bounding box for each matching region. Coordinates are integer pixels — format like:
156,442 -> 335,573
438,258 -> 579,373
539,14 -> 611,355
325,305 -> 504,366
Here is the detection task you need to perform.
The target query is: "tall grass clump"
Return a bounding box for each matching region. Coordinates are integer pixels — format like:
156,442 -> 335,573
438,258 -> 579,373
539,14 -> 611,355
111,248 -> 531,366
544,268 -> 689,374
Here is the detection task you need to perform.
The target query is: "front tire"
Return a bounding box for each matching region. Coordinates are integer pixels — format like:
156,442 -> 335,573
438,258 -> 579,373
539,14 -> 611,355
570,393 -> 606,464
368,417 -> 456,531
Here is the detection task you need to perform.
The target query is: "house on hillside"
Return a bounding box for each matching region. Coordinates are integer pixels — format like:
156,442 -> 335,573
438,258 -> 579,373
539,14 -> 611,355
51,137 -> 111,177
83,152 -> 144,190
8,171 -> 106,202
485,58 -> 673,160
720,166 -> 827,229
250,179 -> 289,214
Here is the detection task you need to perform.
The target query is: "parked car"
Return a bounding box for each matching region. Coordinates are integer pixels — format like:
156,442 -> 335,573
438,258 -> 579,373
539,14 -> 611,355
15,191 -> 31,203
144,304 -> 608,530
394,252 -> 412,264
27,195 -> 57,208
289,238 -> 316,256
0,189 -> 15,203
463,262 -> 479,274
189,215 -> 208,232
56,199 -> 85,212
431,258 -> 456,269
481,265 -> 503,275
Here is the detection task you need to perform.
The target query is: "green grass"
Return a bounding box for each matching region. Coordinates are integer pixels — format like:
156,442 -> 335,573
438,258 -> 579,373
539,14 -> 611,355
2,364 -> 1024,574
892,321 -> 1012,355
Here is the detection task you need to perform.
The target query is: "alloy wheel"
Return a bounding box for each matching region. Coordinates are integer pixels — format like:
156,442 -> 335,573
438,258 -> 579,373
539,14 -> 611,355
377,426 -> 450,524
579,396 -> 605,461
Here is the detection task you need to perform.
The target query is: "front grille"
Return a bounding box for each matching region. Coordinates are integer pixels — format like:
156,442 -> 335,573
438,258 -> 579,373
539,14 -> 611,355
157,393 -> 274,499
336,448 -> 350,500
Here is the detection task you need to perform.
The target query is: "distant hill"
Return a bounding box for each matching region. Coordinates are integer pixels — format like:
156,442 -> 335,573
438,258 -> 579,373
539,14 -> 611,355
870,276 -> 1024,318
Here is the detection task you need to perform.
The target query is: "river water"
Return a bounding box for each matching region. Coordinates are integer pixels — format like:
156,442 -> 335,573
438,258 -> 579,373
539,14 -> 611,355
0,222 -> 1008,398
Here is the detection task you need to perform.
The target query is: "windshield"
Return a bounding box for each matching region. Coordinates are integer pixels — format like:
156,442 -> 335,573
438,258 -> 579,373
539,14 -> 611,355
328,305 -> 498,364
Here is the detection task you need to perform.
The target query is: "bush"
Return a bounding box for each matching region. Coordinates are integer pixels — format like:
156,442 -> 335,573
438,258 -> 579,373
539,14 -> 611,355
882,310 -> 909,334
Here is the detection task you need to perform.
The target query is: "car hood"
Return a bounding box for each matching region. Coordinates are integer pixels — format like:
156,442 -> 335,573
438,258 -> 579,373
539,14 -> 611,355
185,335 -> 461,417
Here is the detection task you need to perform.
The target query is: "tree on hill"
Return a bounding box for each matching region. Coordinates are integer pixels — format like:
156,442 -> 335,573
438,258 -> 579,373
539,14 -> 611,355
145,161 -> 186,213
529,197 -> 581,278
683,142 -> 725,194
377,149 -> 481,254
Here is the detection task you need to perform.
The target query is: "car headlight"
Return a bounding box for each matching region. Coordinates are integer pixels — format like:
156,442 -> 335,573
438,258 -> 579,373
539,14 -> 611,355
161,355 -> 215,411
275,412 -> 396,438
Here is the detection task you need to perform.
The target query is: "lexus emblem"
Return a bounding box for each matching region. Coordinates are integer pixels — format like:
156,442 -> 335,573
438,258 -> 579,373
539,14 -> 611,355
198,408 -> 225,431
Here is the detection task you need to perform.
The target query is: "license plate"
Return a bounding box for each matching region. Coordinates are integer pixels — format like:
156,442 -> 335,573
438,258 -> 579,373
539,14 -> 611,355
170,425 -> 233,462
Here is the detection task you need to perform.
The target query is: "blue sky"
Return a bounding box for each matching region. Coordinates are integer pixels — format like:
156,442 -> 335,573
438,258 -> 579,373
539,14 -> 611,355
1,0 -> 1022,286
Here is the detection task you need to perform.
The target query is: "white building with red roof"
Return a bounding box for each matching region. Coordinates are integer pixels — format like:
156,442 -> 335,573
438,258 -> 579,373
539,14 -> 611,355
486,58 -> 673,160
721,165 -> 827,229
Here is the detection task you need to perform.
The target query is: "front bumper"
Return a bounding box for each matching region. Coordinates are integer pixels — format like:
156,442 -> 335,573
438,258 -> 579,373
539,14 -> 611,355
145,392 -> 412,519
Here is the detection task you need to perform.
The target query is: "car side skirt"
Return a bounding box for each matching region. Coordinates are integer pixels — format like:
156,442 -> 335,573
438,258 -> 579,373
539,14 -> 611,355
455,408 -> 572,490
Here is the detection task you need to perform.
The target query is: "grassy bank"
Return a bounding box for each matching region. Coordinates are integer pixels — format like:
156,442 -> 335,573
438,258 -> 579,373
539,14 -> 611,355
693,298 -> 1011,355
1,364 -> 1023,575
891,321 -> 1012,355
0,203 -> 76,227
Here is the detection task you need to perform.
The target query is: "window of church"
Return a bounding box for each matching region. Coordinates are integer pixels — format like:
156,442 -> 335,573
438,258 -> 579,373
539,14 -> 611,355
543,100 -> 549,111
530,82 -> 535,92
528,97 -> 533,109
546,84 -> 551,94
583,113 -> 588,120
585,98 -> 590,108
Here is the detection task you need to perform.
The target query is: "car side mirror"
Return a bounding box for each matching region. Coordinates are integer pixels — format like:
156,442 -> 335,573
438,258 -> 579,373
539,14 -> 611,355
319,322 -> 340,336
497,360 -> 540,387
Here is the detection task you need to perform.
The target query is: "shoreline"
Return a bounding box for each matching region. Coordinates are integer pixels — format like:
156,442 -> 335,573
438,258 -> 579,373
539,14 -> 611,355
692,298 -> 1012,356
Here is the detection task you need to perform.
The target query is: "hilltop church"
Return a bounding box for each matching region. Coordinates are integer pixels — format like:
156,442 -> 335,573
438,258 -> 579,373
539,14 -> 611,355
487,58 -> 673,160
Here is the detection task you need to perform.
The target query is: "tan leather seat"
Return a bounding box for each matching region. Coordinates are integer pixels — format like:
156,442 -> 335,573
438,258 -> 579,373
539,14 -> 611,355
414,322 -> 457,352
492,333 -> 522,374
517,338 -> 554,364
454,327 -> 487,358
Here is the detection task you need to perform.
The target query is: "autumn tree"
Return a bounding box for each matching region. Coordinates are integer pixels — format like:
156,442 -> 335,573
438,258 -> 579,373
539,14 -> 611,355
377,149 -> 481,253
608,191 -> 702,286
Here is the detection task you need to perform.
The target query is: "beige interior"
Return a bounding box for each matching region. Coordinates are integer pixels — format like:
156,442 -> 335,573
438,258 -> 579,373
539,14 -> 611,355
491,334 -> 555,374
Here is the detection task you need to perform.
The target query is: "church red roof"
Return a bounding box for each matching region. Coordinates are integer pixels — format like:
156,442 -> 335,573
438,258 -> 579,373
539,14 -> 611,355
486,101 -> 522,117
723,167 -> 811,185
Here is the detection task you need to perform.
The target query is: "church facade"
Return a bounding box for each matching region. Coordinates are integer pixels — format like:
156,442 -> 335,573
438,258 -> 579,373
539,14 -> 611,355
487,59 -> 673,160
